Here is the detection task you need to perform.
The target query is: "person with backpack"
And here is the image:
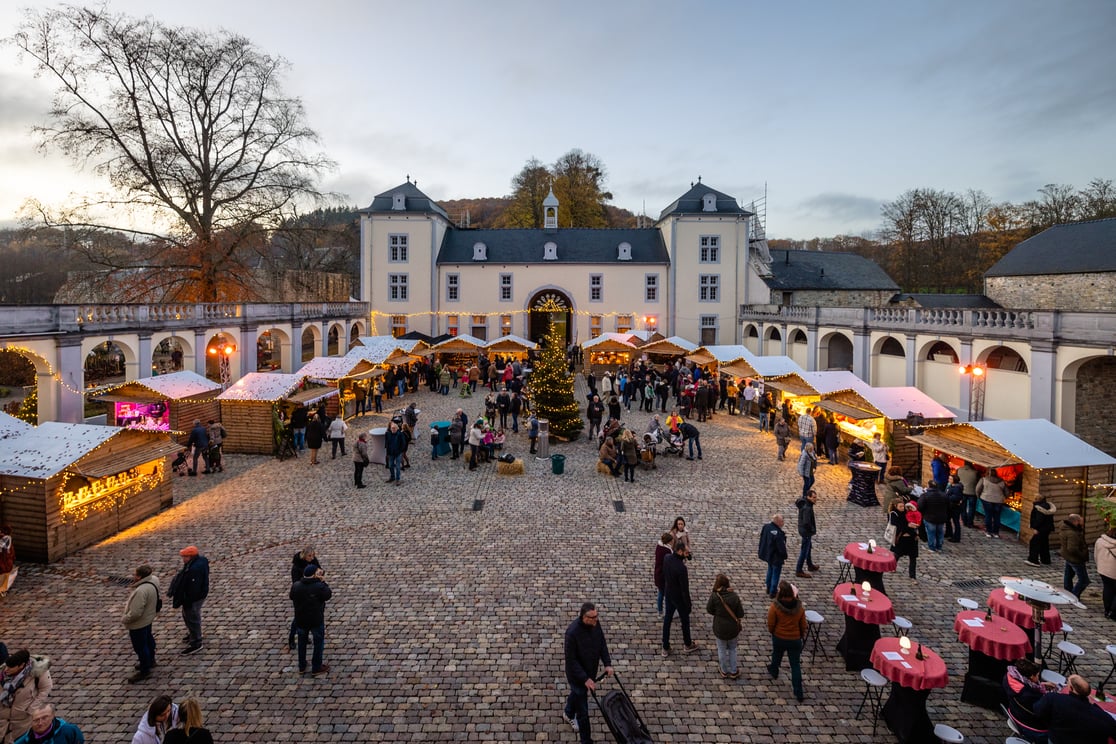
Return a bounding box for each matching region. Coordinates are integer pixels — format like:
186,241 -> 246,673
122,565 -> 161,683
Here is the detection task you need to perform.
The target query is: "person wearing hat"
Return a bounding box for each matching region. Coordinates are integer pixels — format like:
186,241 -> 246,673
167,546 -> 209,655
289,563 -> 333,676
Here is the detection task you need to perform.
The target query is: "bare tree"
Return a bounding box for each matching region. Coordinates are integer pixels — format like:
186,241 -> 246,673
12,5 -> 335,301
1078,178 -> 1116,221
1036,183 -> 1080,225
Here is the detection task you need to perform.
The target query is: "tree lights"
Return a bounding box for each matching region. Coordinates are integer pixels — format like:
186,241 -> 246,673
527,318 -> 584,441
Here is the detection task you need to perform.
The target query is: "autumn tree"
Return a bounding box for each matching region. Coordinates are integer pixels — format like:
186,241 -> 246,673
499,150 -> 615,228
497,159 -> 551,228
12,5 -> 335,302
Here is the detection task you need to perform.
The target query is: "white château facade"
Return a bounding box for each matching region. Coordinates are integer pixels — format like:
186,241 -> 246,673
358,179 -> 773,346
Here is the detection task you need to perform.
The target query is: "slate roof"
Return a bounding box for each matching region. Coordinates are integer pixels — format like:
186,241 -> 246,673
765,250 -> 900,291
359,181 -> 450,220
436,228 -> 668,265
657,183 -> 753,221
985,218 -> 1116,277
896,294 -> 1000,309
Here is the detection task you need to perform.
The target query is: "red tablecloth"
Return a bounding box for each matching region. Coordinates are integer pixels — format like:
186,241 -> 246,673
988,588 -> 1063,633
871,636 -> 950,691
834,582 -> 896,625
844,542 -> 898,573
953,610 -> 1031,661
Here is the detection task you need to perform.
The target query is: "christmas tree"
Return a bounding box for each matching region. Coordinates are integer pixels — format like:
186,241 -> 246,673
529,318 -> 584,441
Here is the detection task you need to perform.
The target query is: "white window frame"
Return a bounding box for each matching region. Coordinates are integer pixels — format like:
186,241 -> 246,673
470,315 -> 487,341
589,274 -> 603,303
589,315 -> 602,338
645,273 -> 659,302
699,274 -> 719,302
500,315 -> 512,336
446,273 -> 460,302
615,315 -> 633,333
699,235 -> 720,263
499,273 -> 513,302
388,234 -> 409,263
700,315 -> 718,345
388,273 -> 408,301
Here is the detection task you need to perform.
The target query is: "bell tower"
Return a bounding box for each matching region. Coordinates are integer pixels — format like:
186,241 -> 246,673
543,187 -> 559,232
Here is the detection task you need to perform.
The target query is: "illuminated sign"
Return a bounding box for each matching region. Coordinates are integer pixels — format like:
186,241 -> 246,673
59,460 -> 166,523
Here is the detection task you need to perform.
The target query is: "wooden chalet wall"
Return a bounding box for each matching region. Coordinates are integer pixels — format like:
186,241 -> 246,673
219,400 -> 275,455
169,401 -> 221,444
892,419 -> 952,479
1018,465 -> 1115,550
0,475 -> 53,563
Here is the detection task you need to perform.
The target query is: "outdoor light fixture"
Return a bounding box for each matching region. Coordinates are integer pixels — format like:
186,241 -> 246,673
959,363 -> 987,422
861,580 -> 871,597
899,636 -> 912,654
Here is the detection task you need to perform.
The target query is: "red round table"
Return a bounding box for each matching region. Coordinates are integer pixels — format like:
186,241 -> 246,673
834,582 -> 896,625
954,610 -> 1032,661
844,542 -> 898,572
988,588 -> 1063,633
872,637 -> 951,743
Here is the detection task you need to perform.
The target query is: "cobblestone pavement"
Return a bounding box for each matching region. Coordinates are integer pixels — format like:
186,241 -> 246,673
5,381 -> 1114,742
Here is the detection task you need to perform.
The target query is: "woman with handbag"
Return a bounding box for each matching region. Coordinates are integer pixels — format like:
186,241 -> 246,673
706,574 -> 745,679
889,500 -> 921,582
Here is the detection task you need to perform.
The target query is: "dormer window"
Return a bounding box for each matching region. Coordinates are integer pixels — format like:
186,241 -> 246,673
702,193 -> 717,212
472,242 -> 487,261
392,193 -> 406,211
617,242 -> 632,261
543,241 -> 558,261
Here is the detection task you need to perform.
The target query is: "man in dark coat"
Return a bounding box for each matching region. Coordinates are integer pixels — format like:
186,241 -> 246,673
917,481 -> 951,553
1034,673 -> 1116,743
1061,514 -> 1091,600
758,515 -> 788,598
562,602 -> 613,743
384,421 -> 407,485
185,419 -> 210,476
289,564 -> 333,676
679,421 -> 702,460
661,542 -> 699,656
795,490 -> 820,578
586,395 -> 604,441
1025,496 -> 1057,567
168,545 -> 209,655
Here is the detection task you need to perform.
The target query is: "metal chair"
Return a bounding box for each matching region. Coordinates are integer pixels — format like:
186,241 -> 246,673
1040,669 -> 1066,688
892,616 -> 912,637
856,668 -> 888,736
1101,644 -> 1116,689
957,597 -> 979,611
835,554 -> 853,588
1056,640 -> 1084,677
1045,621 -> 1074,661
804,610 -> 828,660
933,723 -> 964,743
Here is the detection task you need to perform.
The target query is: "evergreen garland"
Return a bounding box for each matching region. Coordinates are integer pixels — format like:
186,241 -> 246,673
529,319 -> 584,441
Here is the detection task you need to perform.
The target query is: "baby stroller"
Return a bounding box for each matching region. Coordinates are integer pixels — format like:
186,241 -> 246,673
590,672 -> 653,744
663,430 -> 684,457
171,449 -> 190,476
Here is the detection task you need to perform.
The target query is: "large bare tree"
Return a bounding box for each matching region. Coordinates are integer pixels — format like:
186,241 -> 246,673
12,5 -> 335,301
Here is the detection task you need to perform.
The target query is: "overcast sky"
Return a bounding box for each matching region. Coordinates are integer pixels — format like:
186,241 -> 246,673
1,0 -> 1113,240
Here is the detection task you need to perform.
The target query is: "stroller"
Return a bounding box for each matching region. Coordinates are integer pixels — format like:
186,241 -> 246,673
171,449 -> 190,476
663,430 -> 684,457
590,672 -> 653,744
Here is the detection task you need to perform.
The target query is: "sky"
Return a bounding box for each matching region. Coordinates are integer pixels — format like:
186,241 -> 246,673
0,0 -> 1114,240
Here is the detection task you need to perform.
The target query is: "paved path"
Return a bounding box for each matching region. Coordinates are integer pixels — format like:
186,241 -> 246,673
6,381 -> 1114,742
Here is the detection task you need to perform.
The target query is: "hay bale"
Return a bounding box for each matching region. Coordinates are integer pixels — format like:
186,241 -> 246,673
497,458 -> 524,476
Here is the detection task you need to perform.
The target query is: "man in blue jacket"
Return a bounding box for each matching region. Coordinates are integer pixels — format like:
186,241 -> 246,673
168,545 -> 209,655
759,515 -> 788,598
185,419 -> 210,476
14,703 -> 83,744
384,420 -> 407,485
562,602 -> 612,744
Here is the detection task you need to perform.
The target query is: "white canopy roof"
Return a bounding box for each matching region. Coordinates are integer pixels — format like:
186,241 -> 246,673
742,352 -> 804,378
0,411 -> 32,440
216,372 -> 306,402
800,370 -> 868,395
297,356 -> 374,381
431,334 -> 487,350
0,421 -> 118,478
119,370 -> 221,399
691,344 -> 749,363
485,334 -> 537,350
356,336 -> 424,353
582,333 -> 638,350
970,419 -> 1116,469
856,386 -> 954,420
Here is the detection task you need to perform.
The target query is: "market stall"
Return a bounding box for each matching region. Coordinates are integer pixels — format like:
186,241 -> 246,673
0,422 -> 180,562
216,373 -> 338,455
484,334 -> 537,359
426,334 -> 487,372
89,370 -> 222,442
906,419 -> 1116,543
582,333 -> 639,373
297,354 -> 385,420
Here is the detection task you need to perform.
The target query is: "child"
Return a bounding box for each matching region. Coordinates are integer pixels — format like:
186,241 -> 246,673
492,429 -> 506,451
482,426 -> 495,462
172,449 -> 190,476
528,414 -> 539,455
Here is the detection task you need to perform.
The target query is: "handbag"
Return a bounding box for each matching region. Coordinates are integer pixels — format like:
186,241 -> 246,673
716,592 -> 742,632
883,522 -> 898,546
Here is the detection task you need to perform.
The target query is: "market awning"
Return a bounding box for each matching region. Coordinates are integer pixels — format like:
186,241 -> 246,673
720,361 -> 759,379
285,387 -> 340,407
762,376 -> 816,396
73,439 -> 184,478
905,431 -> 1019,469
816,399 -> 880,420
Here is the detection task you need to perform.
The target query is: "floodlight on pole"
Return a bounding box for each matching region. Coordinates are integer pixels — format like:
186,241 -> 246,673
959,363 -> 986,422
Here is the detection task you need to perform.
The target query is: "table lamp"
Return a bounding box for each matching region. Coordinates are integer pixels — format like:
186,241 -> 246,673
899,636 -> 911,655
861,580 -> 871,599
1005,587 -> 1016,601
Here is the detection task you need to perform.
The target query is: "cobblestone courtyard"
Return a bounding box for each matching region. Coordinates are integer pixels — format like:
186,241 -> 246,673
4,381 -> 1113,742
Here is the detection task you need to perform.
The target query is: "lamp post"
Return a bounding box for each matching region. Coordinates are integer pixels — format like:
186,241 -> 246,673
209,342 -> 236,388
959,363 -> 986,422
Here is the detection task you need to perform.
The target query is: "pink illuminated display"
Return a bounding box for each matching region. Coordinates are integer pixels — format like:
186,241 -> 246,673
115,400 -> 170,431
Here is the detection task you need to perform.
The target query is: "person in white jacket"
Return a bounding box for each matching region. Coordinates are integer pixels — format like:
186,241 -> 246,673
131,696 -> 178,744
1095,527 -> 1116,621
328,416 -> 348,459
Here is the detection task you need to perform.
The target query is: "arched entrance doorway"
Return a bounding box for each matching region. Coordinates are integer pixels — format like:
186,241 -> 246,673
528,290 -> 573,347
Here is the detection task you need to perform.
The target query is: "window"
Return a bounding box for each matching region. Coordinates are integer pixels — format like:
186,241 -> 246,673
699,235 -> 720,263
589,274 -> 603,302
645,274 -> 659,302
616,315 -> 633,333
700,315 -> 718,346
590,315 -> 602,338
500,315 -> 512,336
499,273 -> 513,302
389,234 -> 408,262
699,274 -> 719,302
471,315 -> 487,341
388,273 -> 408,301
446,273 -> 460,302
391,315 -> 407,338
447,315 -> 459,337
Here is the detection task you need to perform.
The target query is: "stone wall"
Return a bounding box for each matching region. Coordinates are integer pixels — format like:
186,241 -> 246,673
1074,356 -> 1116,457
769,289 -> 896,307
984,273 -> 1116,311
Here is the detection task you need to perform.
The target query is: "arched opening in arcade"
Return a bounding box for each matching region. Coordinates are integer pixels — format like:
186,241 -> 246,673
744,324 -> 760,353
528,290 -> 573,347
763,327 -> 782,356
820,332 -> 853,371
1068,355 -> 1116,457
84,341 -> 128,386
301,327 -> 319,363
0,349 -> 37,423
788,329 -> 808,368
257,330 -> 284,371
349,324 -> 363,349
326,323 -> 343,356
153,336 -> 190,375
204,333 -> 238,386
872,336 -> 906,387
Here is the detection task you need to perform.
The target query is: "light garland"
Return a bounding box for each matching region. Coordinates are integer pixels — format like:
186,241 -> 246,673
57,460 -> 166,524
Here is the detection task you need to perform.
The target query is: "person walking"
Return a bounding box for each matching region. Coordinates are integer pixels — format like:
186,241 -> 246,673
774,417 -> 790,461
122,565 -> 160,684
944,474 -> 964,543
1024,495 -> 1057,567
706,574 -> 744,679
620,429 -> 639,483
796,444 -> 818,498
185,419 -> 210,476
1061,514 -> 1090,602
162,697 -> 213,744
977,470 -> 1010,538
794,490 -> 821,578
661,541 -> 699,657
290,564 -> 333,677
0,650 -> 53,744
384,421 -> 406,484
289,405 -> 308,451
917,480 -> 950,553
13,703 -> 83,744
168,546 -> 209,655
956,460 -> 981,528
653,532 -> 672,617
561,602 -> 613,744
868,432 -> 889,484
766,580 -> 807,703
286,547 -> 321,651
1095,527 -> 1116,620
305,413 -> 325,466
353,433 -> 369,488
327,416 -> 347,459
796,411 -> 815,451
527,413 -> 539,455
758,515 -> 788,598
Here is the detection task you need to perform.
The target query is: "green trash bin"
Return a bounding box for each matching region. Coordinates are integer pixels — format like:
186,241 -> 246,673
551,454 -> 566,475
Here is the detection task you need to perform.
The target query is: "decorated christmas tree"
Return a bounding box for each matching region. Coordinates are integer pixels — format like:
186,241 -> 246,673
530,319 -> 584,441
